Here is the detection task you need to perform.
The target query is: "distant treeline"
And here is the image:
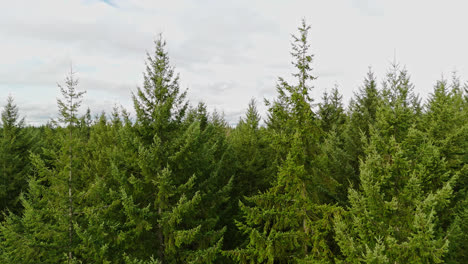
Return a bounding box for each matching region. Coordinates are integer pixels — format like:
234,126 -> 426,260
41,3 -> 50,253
0,20 -> 467,264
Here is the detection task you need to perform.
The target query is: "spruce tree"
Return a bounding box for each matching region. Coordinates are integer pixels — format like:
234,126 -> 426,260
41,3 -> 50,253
0,96 -> 32,219
317,88 -> 353,205
423,75 -> 468,263
318,86 -> 346,134
57,66 -> 86,264
120,35 -> 230,263
227,99 -> 275,249
334,123 -> 457,263
231,20 -> 340,263
0,68 -> 87,263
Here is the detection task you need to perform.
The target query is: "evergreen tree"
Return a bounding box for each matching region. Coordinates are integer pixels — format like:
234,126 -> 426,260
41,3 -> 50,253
317,88 -> 354,205
423,75 -> 468,263
348,69 -> 381,138
318,86 -> 347,134
378,63 -> 421,142
0,96 -> 32,219
231,99 -> 274,198
231,20 -> 340,263
119,35 -> 230,263
57,66 -> 86,264
265,19 -> 336,202
334,126 -> 457,263
341,68 -> 382,200
133,34 -> 188,146
227,99 -> 275,249
230,132 -> 339,263
0,68 -> 87,263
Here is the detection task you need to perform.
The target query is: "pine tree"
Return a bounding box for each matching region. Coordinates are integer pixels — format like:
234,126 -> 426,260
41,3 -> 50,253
117,35 -> 230,263
56,66 -> 86,264
334,126 -> 457,263
341,68 -> 382,201
378,63 -> 421,142
0,96 -> 32,219
318,86 -> 346,134
230,132 -> 339,263
133,34 -> 188,146
0,68 -> 87,263
231,99 -> 274,198
231,20 -> 340,263
423,75 -> 468,263
317,88 -> 354,205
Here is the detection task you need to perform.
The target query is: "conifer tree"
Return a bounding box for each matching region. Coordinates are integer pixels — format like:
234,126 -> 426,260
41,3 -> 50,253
57,66 -> 86,264
265,19 -> 336,201
121,35 -> 230,263
231,20 -> 340,263
227,99 -> 275,249
378,63 -> 421,142
0,96 -> 32,218
317,88 -> 353,204
318,86 -> 346,134
133,34 -> 188,146
334,126 -> 457,263
230,132 -> 339,263
342,69 -> 382,197
0,68 -> 87,263
231,99 -> 274,198
424,75 -> 468,263
348,69 -> 381,138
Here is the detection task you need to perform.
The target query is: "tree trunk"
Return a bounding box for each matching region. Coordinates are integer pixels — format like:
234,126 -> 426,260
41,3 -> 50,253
68,108 -> 73,264
157,206 -> 164,263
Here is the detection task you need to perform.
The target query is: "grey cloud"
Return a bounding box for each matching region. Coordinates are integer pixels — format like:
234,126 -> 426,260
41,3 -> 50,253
201,81 -> 238,95
350,0 -> 385,16
0,17 -> 152,58
79,77 -> 134,97
173,3 -> 280,68
0,57 -> 70,87
19,102 -> 57,125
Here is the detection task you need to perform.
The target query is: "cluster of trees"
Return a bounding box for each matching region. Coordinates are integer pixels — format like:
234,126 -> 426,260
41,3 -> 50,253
0,21 -> 467,263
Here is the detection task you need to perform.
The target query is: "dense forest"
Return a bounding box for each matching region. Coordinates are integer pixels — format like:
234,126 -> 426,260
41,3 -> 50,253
0,20 -> 467,264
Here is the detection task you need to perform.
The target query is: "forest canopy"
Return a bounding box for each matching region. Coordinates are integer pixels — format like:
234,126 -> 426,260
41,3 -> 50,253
0,20 -> 467,264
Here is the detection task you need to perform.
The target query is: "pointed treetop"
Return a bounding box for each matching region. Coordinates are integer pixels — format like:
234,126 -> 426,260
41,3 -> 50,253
291,18 -> 316,95
57,66 -> 86,127
242,98 -> 261,130
133,34 -> 188,129
1,95 -> 25,130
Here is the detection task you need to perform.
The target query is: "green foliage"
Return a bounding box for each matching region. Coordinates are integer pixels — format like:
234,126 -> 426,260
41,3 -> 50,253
230,132 -> 340,263
1,20 -> 467,264
0,96 -> 34,218
334,126 -> 456,263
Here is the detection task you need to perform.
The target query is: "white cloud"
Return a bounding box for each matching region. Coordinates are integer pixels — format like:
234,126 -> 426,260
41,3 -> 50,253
0,0 -> 467,125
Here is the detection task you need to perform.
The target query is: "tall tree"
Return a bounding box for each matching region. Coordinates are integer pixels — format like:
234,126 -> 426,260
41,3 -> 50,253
317,88 -> 353,205
227,99 -> 275,249
423,75 -> 468,263
231,20 -> 340,263
0,96 -> 32,218
342,69 -> 382,198
0,69 -> 88,263
57,67 -> 86,264
378,63 -> 421,142
318,86 -> 346,134
122,35 -> 230,263
133,34 -> 188,146
335,126 -> 457,263
230,132 -> 339,263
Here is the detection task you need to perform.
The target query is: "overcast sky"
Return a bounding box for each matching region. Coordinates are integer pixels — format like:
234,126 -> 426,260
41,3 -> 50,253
1,0 -> 467,125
